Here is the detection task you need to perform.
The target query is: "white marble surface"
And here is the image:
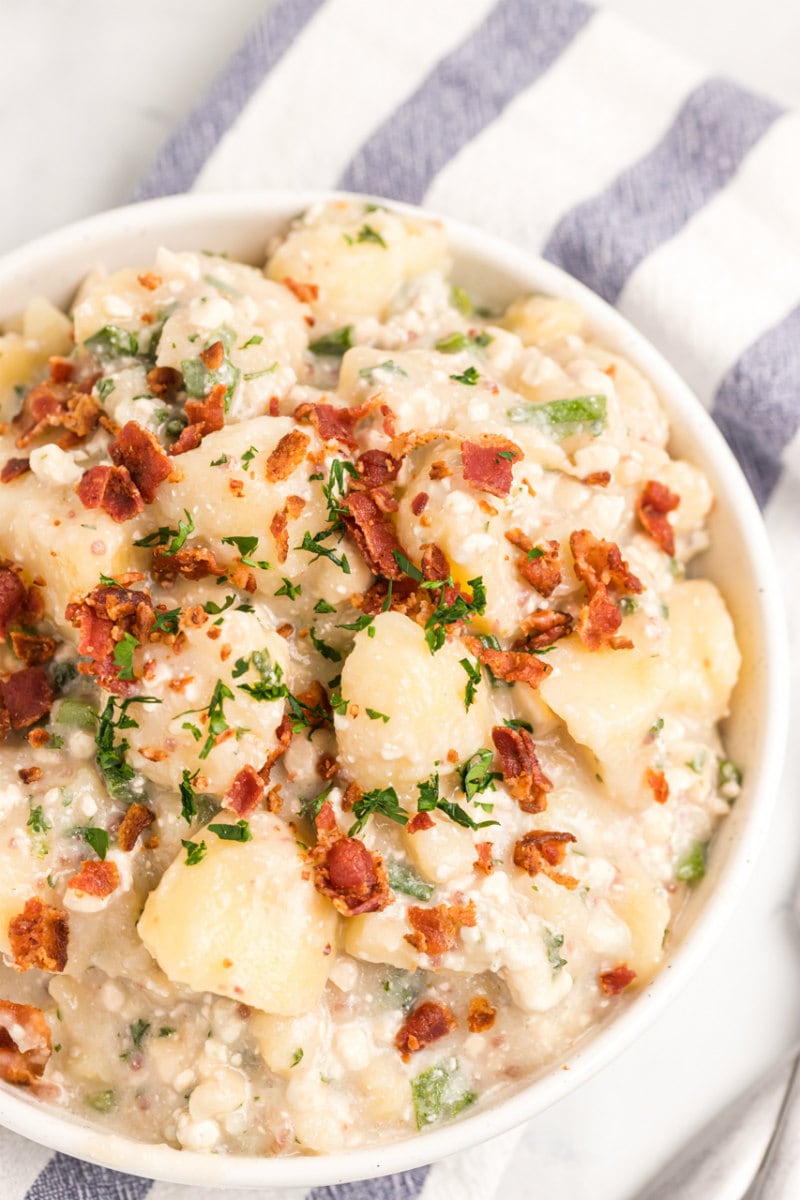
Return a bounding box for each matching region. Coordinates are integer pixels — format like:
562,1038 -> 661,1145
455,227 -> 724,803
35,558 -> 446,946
1,2 -> 799,1198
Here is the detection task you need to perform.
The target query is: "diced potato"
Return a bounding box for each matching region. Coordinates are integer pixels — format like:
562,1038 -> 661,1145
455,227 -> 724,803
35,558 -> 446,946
266,201 -> 448,322
137,813 -> 338,1015
345,905 -> 419,972
607,868 -> 670,983
22,297 -> 73,358
503,295 -> 585,345
251,1009 -> 328,1076
403,814 -> 476,885
665,580 -> 740,721
0,333 -> 41,418
581,344 -> 669,447
335,612 -> 495,796
128,610 -> 290,795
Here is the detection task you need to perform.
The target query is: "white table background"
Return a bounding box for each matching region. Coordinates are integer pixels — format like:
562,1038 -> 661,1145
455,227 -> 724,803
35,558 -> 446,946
1,2 -> 799,1197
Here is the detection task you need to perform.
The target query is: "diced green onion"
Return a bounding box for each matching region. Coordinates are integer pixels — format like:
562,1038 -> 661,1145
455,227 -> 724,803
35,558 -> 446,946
55,699 -> 98,730
507,394 -> 607,436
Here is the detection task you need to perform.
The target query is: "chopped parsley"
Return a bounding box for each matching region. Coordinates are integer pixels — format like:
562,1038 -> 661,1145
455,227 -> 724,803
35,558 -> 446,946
337,613 -> 374,634
387,860 -> 434,902
717,758 -> 743,796
179,768 -> 199,823
85,1089 -> 117,1114
181,839 -> 207,866
210,454 -> 228,466
235,651 -> 289,703
392,549 -> 423,582
422,575 -> 487,653
95,695 -> 161,802
179,680 -> 235,760
130,1019 -> 150,1051
508,394 -> 607,436
676,841 -> 706,885
314,598 -> 336,614
275,577 -> 302,600
81,826 -> 110,861
309,627 -> 342,662
435,331 -> 492,353
458,749 -> 501,803
240,445 -> 258,469
112,633 -> 139,682
359,360 -> 407,381
133,510 -> 195,555
290,1047 -> 304,1067
366,708 -> 390,722
459,657 -> 481,710
356,224 -> 387,247
416,769 -> 498,831
208,819 -> 252,843
503,717 -> 533,733
27,805 -> 51,834
240,334 -> 264,349
84,326 -> 138,360
308,325 -> 354,357
544,930 -> 567,971
299,783 -> 333,823
348,786 -> 410,837
181,344 -> 240,408
449,366 -> 480,386
220,534 -> 270,570
411,1061 -> 476,1130
97,378 -> 116,403
450,285 -> 473,317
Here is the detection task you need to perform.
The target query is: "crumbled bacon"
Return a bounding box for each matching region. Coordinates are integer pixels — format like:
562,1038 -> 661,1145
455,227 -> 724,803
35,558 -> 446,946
465,637 -> 551,690
225,765 -> 264,817
1,457 -> 31,483
513,831 -> 578,889
474,841 -> 494,875
598,965 -> 636,995
645,768 -> 669,804
316,753 -> 338,782
506,531 -> 562,597
151,545 -> 223,581
8,898 -> 68,972
341,491 -> 405,579
583,470 -> 611,487
354,449 -> 402,491
77,464 -> 144,523
411,491 -> 429,516
313,837 -> 393,916
265,429 -> 310,482
116,802 -> 155,852
109,421 -> 174,503
67,860 -> 120,898
15,377 -> 101,449
169,384 -> 227,455
429,459 -> 451,481
0,564 -> 29,638
18,766 -> 42,784
146,365 -> 182,399
200,340 -> 224,370
270,494 -> 306,563
406,811 -> 435,835
65,584 -> 154,693
0,1000 -> 52,1089
570,529 -> 643,651
137,271 -> 162,291
0,668 -> 53,729
395,1000 -> 456,1060
283,276 -> 319,303
8,632 -> 58,666
294,398 -> 388,448
467,995 -> 497,1032
420,542 -> 450,582
405,900 -> 476,957
492,725 -> 552,813
637,480 -> 680,557
461,436 -> 523,498
516,609 -> 573,651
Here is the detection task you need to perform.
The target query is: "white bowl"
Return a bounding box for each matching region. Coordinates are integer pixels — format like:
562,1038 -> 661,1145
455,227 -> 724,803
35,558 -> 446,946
0,191 -> 789,1189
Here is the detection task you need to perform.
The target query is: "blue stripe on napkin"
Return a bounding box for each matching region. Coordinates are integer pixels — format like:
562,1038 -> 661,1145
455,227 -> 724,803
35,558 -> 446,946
338,0 -> 592,203
712,303 -> 800,506
25,1154 -> 152,1200
134,0 -> 326,200
309,1165 -> 431,1199
542,78 -> 783,304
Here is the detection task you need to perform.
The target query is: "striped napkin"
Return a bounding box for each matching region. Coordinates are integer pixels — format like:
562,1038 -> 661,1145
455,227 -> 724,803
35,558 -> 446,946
7,0 -> 800,1197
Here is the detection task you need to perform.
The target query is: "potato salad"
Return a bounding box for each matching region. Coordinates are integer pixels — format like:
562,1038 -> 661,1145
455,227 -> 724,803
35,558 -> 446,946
0,200 -> 741,1155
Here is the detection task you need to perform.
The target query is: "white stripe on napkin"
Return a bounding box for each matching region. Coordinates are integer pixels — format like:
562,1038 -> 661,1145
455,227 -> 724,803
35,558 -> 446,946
418,1124 -> 528,1200
0,1126 -> 53,1200
618,111 -> 800,407
424,11 -> 705,251
192,0 -> 496,194
149,1180 -> 305,1200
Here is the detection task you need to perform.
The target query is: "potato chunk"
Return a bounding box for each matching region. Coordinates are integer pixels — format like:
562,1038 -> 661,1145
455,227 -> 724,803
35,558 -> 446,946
665,580 -> 740,720
335,612 -> 494,795
138,814 -> 338,1015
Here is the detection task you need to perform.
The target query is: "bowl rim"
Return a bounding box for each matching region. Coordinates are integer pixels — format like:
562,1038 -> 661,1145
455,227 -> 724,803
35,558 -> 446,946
0,189 -> 790,1189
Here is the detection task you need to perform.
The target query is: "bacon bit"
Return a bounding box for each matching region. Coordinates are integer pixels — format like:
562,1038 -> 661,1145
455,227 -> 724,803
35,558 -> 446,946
419,542 -> 449,583
429,459 -> 451,481
200,340 -> 224,371
152,544 -> 223,582
340,781 -> 362,813
0,1000 -> 52,1090
395,1000 -> 456,1060
48,357 -> 73,383
265,429 -> 310,483
17,766 -> 42,784
0,564 -> 28,638
225,765 -> 264,817
461,435 -> 523,498
637,479 -> 680,557
27,728 -> 50,749
170,384 -> 227,456
284,276 -> 319,303
117,803 -> 155,852
406,811 -> 435,835
313,837 -> 393,916
583,470 -> 611,487
465,637 -> 551,690
491,725 -> 552,813
77,464 -> 144,523
405,901 -> 477,957
109,421 -> 175,503
8,898 -> 68,973
513,831 -> 578,889
295,398 -> 387,449
139,746 -> 168,762
474,841 -> 494,875
467,995 -> 497,1032
146,366 -> 182,399
295,680 -> 331,729
67,860 -> 120,898
645,768 -> 669,804
506,530 -> 562,597
1,457 -> 31,483
270,494 -> 306,563
136,271 -> 162,291
411,492 -> 429,516
65,584 -> 154,693
316,753 -> 338,782
1,668 -> 53,729
599,965 -> 637,996
314,800 -> 339,840
15,378 -> 101,449
354,449 -> 402,491
277,622 -> 293,639
265,784 -> 283,813
341,491 -> 404,579
570,529 -> 643,651
8,631 -> 57,667
516,609 -> 573,651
